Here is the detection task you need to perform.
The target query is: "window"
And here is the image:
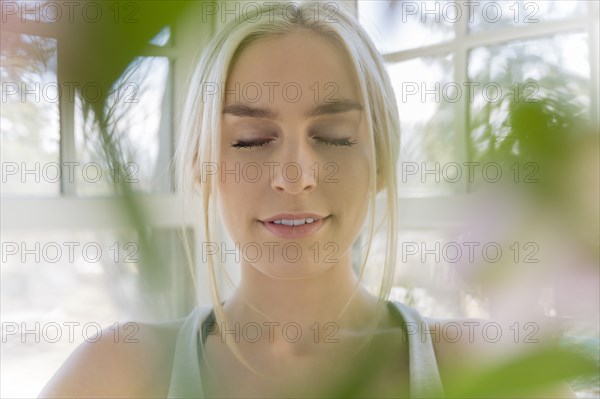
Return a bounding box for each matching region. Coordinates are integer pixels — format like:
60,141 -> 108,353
357,1 -> 599,396
1,33 -> 60,196
358,0 -> 597,197
1,2 -> 209,396
356,0 -> 599,306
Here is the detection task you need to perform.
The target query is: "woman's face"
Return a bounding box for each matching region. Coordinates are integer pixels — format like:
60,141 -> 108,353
217,30 -> 373,278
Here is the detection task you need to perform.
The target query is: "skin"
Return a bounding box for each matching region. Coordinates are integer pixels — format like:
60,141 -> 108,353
217,30 -> 379,336
38,31 -> 576,399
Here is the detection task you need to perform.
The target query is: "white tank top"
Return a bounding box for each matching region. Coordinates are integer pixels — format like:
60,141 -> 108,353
167,300 -> 445,398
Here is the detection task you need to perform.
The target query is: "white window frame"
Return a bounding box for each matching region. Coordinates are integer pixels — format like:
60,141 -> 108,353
351,0 -> 599,223
2,1 -> 599,306
0,3 -> 214,310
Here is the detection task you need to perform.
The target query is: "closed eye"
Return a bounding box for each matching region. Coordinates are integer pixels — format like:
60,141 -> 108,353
230,139 -> 273,149
230,137 -> 357,148
313,137 -> 358,147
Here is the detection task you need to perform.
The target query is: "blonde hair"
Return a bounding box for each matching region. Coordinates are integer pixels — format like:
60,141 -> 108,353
176,0 -> 400,376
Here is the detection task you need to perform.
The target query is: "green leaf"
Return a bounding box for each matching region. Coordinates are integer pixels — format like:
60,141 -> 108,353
445,345 -> 598,398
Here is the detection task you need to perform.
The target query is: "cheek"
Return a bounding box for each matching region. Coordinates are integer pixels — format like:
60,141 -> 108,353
334,170 -> 370,204
216,157 -> 256,238
335,144 -> 372,193
327,146 -> 372,218
217,182 -> 256,244
218,172 -> 257,205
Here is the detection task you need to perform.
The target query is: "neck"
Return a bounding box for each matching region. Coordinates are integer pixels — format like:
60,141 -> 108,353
225,253 -> 381,331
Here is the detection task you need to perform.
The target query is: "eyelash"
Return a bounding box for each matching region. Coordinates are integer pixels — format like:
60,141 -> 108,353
314,137 -> 358,147
230,137 -> 357,149
230,140 -> 272,149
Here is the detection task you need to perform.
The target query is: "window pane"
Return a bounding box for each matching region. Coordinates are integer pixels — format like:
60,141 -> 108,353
358,0 -> 455,53
74,56 -> 170,196
387,55 -> 456,197
1,227 -> 192,397
469,0 -> 587,33
1,33 -> 60,196
150,26 -> 171,47
468,33 -> 590,165
362,228 -> 467,318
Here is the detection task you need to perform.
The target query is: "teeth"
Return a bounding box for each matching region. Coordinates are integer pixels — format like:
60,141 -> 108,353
272,218 -> 317,226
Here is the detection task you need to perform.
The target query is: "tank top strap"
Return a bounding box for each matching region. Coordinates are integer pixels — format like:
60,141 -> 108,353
167,305 -> 212,398
168,302 -> 445,398
388,300 -> 446,398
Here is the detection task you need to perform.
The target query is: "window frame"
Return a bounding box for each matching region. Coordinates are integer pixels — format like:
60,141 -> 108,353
357,0 -> 599,198
2,0 -> 599,301
0,6 -> 212,310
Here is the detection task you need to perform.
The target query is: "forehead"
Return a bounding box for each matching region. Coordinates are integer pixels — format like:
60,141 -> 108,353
225,30 -> 361,103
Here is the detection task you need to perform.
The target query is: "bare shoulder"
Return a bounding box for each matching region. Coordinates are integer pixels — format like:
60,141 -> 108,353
425,317 -> 576,398
38,318 -> 183,399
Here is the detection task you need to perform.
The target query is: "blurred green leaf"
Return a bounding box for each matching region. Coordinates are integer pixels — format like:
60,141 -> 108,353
445,345 -> 598,398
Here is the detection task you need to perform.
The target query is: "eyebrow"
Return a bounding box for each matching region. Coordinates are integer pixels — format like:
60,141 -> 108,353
308,100 -> 363,117
222,99 -> 363,120
222,103 -> 277,119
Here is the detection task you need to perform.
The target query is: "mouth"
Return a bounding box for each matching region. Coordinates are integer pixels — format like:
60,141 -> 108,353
259,214 -> 330,239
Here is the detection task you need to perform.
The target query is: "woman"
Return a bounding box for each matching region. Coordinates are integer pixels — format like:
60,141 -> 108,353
39,2 -> 575,398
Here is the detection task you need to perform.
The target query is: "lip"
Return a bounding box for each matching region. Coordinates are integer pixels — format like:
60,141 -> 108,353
259,214 -> 329,239
261,213 -> 327,223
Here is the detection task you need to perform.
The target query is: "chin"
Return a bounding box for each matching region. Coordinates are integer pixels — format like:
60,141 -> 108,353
247,260 -> 335,280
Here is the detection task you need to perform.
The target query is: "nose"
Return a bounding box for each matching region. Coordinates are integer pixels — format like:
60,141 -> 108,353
270,141 -> 317,195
